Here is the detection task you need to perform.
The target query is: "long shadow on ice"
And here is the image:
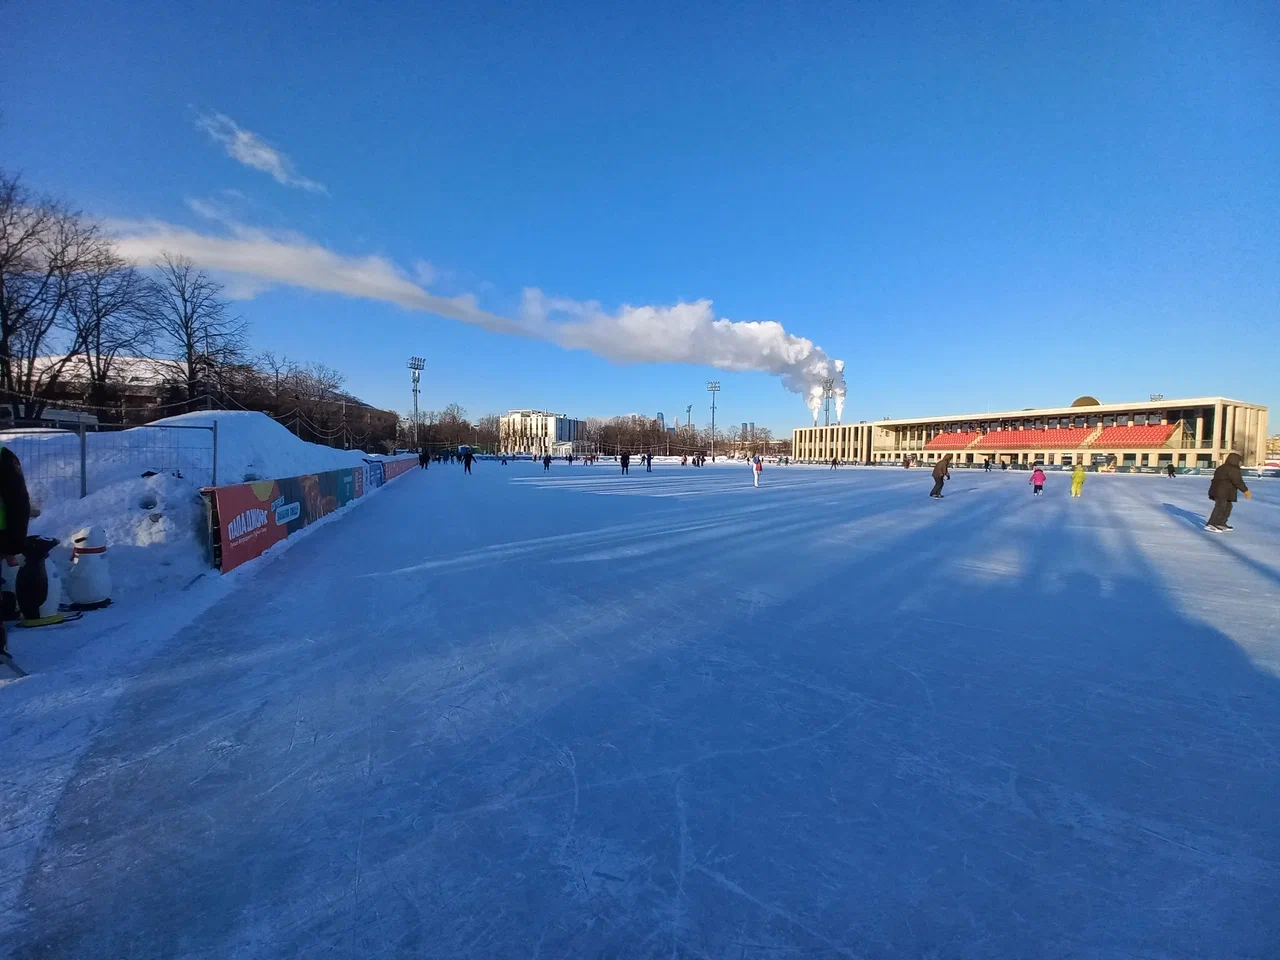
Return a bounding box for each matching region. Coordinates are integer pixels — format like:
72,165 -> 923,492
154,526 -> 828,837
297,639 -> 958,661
9,477 -> 1280,959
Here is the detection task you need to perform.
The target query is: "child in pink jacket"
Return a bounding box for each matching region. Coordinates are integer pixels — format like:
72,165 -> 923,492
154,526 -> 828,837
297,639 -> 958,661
1031,467 -> 1046,496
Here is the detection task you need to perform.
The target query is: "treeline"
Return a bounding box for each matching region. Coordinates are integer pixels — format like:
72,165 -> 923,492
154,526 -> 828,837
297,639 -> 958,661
400,404 -> 501,451
0,171 -> 397,450
585,416 -> 779,456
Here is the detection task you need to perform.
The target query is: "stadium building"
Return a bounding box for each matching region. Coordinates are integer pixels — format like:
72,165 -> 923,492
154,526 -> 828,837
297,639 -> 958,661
793,396 -> 1268,468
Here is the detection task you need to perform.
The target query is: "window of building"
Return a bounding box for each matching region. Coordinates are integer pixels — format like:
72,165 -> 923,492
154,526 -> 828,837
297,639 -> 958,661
1140,454 -> 1149,465
1088,416 -> 1100,427
1047,418 -> 1058,429
1200,408 -> 1214,447
1157,454 -> 1172,464
1178,454 -> 1186,466
1103,415 -> 1114,427
1074,417 -> 1086,428
1134,414 -> 1147,426
1062,454 -> 1073,466
1123,454 -> 1137,465
1197,454 -> 1211,466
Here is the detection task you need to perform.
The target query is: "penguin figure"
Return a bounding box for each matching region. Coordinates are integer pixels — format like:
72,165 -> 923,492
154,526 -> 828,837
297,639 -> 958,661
16,535 -> 63,625
66,525 -> 112,609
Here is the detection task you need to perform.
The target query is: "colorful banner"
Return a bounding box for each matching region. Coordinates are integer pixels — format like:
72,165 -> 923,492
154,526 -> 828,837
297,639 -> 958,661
204,457 -> 414,572
382,457 -> 416,482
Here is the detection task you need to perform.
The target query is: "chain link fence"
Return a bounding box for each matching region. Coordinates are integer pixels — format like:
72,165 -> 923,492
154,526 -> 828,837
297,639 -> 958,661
0,421 -> 217,511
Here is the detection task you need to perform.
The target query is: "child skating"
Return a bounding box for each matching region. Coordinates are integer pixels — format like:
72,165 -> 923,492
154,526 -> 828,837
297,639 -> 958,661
1070,463 -> 1086,497
1030,466 -> 1046,496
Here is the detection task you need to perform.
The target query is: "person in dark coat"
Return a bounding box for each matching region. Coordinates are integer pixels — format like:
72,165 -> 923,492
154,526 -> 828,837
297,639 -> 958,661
542,454 -> 551,472
1206,452 -> 1249,531
930,454 -> 952,498
831,456 -> 838,470
621,452 -> 630,475
645,453 -> 652,473
0,445 -> 31,658
463,450 -> 475,474
1166,462 -> 1177,478
419,449 -> 429,469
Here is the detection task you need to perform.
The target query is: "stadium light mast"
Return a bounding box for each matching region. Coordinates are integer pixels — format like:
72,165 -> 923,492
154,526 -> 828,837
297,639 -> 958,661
707,381 -> 720,461
408,356 -> 425,449
822,377 -> 835,426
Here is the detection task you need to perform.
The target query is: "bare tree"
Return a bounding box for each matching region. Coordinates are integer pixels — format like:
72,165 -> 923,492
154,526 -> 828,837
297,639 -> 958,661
67,250 -> 158,409
257,350 -> 298,407
0,173 -> 106,417
474,413 -> 500,451
147,253 -> 247,407
296,361 -> 346,401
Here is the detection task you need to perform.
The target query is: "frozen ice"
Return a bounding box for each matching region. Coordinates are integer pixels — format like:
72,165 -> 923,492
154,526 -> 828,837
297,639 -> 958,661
3,462 -> 1279,958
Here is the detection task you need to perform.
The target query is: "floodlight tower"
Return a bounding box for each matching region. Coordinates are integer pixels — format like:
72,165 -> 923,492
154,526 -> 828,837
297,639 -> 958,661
822,377 -> 835,427
707,381 -> 720,460
408,356 -> 425,449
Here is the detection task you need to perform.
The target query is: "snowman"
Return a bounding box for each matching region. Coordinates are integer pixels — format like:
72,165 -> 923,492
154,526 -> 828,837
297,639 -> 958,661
65,525 -> 112,610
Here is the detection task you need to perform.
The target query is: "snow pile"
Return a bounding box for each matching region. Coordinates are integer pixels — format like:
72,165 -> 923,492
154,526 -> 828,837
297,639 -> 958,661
6,412 -> 385,602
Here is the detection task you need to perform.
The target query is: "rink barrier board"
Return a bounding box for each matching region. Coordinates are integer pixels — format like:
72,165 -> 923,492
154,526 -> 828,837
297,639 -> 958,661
202,456 -> 415,573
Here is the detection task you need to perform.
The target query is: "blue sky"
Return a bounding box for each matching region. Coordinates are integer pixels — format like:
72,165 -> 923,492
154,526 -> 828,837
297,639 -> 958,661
6,0 -> 1277,433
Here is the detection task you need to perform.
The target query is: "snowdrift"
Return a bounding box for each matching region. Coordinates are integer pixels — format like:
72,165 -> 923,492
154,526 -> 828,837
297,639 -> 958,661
16,412 -> 392,602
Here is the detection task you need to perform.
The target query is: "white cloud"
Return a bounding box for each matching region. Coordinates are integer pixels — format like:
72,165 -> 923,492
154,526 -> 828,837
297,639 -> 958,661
196,112 -> 328,195
109,218 -> 846,414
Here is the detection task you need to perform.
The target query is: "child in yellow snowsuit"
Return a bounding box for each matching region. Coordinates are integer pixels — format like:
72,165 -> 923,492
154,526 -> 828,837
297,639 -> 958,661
1070,463 -> 1087,498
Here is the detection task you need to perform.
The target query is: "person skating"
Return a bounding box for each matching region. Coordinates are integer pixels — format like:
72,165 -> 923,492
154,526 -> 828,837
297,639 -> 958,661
542,454 -> 551,472
1167,462 -> 1177,478
0,443 -> 32,662
752,454 -> 763,487
984,459 -> 992,473
930,454 -> 952,498
645,453 -> 652,473
621,452 -> 630,475
1206,452 -> 1249,532
1070,462 -> 1086,498
831,456 -> 838,470
462,449 -> 475,474
1030,466 -> 1046,496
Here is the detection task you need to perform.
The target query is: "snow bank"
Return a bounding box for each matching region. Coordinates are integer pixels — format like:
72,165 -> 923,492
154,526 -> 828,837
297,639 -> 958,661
10,412 -> 386,603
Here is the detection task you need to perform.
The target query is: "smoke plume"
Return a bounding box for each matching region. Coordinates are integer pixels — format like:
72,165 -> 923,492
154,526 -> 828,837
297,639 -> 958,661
110,218 -> 847,418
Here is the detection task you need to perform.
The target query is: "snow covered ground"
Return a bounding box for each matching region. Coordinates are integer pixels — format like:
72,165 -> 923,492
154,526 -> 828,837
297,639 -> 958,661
3,462 -> 1279,958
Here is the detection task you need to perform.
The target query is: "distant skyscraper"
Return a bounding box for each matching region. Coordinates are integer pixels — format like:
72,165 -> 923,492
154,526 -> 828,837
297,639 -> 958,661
657,412 -> 665,429
749,422 -> 755,434
741,422 -> 748,435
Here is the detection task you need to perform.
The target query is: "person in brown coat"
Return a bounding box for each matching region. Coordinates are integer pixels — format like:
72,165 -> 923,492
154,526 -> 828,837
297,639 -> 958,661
930,454 -> 952,498
1206,452 -> 1250,532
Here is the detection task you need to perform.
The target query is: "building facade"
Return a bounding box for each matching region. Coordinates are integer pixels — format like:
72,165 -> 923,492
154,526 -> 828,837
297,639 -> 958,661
794,396 -> 1269,468
499,409 -> 587,456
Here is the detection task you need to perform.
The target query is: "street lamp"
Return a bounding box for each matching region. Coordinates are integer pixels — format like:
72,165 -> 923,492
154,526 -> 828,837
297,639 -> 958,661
407,356 -> 424,450
706,381 -> 720,461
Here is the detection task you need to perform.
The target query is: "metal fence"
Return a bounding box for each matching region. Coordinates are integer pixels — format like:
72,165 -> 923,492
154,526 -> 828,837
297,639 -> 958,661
0,421 -> 217,509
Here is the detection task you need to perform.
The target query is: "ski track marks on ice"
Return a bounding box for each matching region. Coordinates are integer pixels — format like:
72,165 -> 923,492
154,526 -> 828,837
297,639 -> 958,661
4,464 -> 1279,959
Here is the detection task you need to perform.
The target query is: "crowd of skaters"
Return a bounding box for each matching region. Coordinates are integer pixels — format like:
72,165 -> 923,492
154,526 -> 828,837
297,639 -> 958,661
925,451 -> 1251,532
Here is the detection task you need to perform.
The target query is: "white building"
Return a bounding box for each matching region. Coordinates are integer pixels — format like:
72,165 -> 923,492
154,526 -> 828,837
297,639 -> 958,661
499,409 -> 587,456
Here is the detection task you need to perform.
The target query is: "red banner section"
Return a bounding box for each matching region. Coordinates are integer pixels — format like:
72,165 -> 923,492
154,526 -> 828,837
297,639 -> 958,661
203,457 -> 415,573
382,457 -> 417,482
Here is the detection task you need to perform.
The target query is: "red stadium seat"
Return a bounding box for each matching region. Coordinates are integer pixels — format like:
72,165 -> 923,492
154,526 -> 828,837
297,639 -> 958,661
1088,424 -> 1178,448
924,431 -> 981,450
972,428 -> 1092,450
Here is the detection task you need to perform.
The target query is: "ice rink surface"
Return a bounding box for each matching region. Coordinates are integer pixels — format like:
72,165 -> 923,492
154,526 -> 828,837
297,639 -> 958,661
5,462 -> 1279,959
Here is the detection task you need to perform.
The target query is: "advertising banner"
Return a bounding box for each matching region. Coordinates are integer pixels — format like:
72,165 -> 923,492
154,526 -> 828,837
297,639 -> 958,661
382,457 -> 416,482
204,457 -> 414,572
